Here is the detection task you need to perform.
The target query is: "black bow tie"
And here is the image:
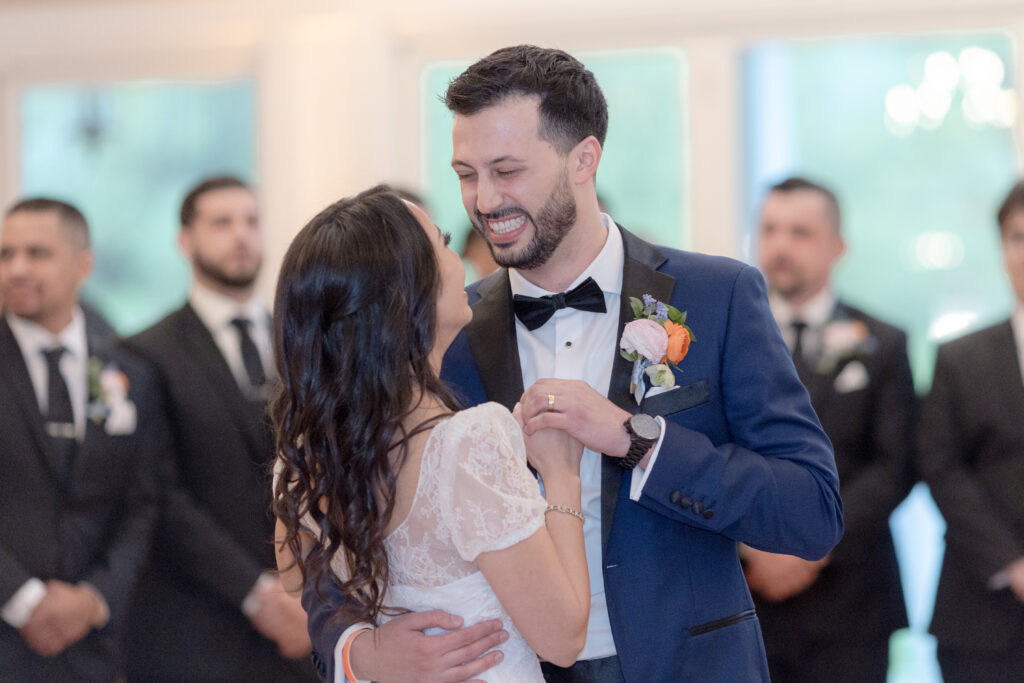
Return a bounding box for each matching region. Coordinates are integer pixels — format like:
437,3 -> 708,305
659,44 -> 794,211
512,276 -> 608,331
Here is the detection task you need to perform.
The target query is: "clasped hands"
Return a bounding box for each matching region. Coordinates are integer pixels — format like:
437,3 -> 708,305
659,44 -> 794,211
516,378 -> 632,462
19,580 -> 106,657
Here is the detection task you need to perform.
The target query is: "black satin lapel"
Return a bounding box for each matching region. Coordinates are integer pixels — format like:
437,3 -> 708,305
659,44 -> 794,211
0,319 -> 67,483
465,270 -> 524,411
601,229 -> 675,551
180,305 -> 267,460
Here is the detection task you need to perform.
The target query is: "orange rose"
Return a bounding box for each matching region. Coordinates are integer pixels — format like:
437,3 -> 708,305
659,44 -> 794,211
662,320 -> 690,364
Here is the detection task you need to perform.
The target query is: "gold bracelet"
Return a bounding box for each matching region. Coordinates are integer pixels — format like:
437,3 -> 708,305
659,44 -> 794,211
545,504 -> 584,522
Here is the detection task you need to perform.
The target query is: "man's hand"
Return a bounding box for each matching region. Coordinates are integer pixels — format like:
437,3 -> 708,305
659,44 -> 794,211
519,379 -> 632,457
1005,557 -> 1024,603
19,581 -> 104,657
743,547 -> 829,602
350,610 -> 508,683
248,576 -> 312,658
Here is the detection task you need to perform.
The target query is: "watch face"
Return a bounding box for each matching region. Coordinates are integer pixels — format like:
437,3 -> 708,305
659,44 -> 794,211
629,413 -> 661,440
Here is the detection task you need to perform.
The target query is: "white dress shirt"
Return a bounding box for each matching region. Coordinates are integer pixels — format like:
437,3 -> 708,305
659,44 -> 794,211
1012,303 -> 1024,388
1,308 -> 90,628
510,215 -> 666,661
768,286 -> 837,359
189,282 -> 273,392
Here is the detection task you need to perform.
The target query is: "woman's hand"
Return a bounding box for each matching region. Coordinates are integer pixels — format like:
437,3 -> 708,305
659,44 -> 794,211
513,403 -> 583,480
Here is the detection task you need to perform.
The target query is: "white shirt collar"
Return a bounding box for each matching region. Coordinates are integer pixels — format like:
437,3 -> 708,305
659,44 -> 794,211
189,281 -> 264,332
1011,301 -> 1024,362
769,286 -> 837,329
6,306 -> 88,361
508,213 -> 624,298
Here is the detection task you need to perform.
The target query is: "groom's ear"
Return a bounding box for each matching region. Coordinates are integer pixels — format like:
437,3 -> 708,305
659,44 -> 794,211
569,136 -> 602,186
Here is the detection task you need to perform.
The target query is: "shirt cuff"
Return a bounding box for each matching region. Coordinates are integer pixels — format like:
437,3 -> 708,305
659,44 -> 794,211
628,416 -> 667,501
1,578 -> 47,628
335,622 -> 374,683
241,572 -> 278,617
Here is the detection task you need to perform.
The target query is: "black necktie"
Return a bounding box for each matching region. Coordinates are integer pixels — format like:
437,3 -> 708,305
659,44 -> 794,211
230,317 -> 267,389
512,276 -> 607,331
42,346 -> 77,481
790,320 -> 811,376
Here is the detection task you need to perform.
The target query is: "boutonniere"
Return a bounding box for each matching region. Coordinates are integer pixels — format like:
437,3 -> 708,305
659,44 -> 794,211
86,357 -> 137,435
619,294 -> 696,404
818,319 -> 875,373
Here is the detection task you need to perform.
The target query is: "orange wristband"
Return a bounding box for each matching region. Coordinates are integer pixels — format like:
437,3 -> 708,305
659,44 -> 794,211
342,627 -> 372,683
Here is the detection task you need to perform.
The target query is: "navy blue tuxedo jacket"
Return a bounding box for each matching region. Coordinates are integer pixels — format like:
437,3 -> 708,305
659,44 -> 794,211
304,228 -> 843,682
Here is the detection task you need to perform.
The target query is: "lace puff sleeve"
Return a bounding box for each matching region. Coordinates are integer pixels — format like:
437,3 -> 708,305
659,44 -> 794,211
436,403 -> 547,563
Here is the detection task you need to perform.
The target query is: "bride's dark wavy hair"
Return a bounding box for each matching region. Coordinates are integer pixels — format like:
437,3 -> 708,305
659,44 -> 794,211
270,185 -> 460,623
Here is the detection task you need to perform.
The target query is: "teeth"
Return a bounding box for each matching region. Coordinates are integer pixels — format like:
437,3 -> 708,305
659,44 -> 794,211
489,215 -> 526,234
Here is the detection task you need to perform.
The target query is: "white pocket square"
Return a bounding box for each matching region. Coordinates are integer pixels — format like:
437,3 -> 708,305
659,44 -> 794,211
834,360 -> 869,393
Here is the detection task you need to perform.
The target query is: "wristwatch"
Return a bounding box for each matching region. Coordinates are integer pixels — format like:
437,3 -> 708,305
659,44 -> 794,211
618,413 -> 660,469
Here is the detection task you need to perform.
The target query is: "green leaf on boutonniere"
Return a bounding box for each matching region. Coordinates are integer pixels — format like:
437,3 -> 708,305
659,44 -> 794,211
682,322 -> 697,342
620,348 -> 638,362
629,297 -> 644,319
667,307 -> 684,325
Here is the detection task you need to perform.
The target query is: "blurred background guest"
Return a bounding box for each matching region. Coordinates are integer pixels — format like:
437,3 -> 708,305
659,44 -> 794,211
0,198 -> 161,681
744,177 -> 915,682
916,180 -> 1024,682
121,176 -> 315,682
461,225 -> 499,280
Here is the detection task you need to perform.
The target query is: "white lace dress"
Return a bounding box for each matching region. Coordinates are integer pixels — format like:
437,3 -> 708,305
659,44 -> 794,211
308,402 -> 548,682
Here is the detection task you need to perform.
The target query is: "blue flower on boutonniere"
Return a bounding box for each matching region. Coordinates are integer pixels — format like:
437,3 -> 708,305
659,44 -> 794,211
618,294 -> 696,404
86,357 -> 137,435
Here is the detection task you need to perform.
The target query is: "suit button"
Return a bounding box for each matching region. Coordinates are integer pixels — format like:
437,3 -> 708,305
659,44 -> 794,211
670,491 -> 682,505
703,509 -> 714,519
679,496 -> 693,509
691,501 -> 704,515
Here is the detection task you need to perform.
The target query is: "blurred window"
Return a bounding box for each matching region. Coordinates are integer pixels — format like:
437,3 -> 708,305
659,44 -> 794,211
19,80 -> 256,334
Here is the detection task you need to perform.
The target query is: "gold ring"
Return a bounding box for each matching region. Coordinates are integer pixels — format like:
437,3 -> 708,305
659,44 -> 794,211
547,394 -> 556,413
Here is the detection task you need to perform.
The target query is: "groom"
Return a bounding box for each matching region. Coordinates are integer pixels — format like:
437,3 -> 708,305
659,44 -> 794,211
304,45 -> 842,682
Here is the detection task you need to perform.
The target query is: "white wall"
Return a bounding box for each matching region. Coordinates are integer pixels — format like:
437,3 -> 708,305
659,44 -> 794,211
1,0 -> 1022,299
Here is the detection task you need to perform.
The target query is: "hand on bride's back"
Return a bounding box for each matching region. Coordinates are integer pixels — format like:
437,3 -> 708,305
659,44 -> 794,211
513,403 -> 583,478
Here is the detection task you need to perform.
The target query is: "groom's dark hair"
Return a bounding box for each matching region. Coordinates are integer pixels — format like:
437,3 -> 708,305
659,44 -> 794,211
444,45 -> 608,154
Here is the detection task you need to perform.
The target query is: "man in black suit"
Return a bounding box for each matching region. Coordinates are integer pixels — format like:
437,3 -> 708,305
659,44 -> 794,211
0,198 -> 161,681
122,176 -> 314,682
918,180 -> 1024,682
746,177 -> 914,681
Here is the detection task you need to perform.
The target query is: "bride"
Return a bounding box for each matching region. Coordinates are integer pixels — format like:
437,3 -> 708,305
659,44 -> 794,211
270,185 -> 590,681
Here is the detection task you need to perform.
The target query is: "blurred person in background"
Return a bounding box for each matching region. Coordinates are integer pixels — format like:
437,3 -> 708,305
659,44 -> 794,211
121,176 -> 316,682
0,198 -> 162,681
461,226 -> 500,280
917,179 -> 1024,682
747,176 -> 914,682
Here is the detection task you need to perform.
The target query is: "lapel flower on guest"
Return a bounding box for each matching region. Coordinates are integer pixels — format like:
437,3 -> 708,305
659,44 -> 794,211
817,318 -> 875,374
86,357 -> 137,435
619,294 -> 696,404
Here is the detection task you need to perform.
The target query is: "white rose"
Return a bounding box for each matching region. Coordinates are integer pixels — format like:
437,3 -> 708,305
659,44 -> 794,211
620,318 -> 669,362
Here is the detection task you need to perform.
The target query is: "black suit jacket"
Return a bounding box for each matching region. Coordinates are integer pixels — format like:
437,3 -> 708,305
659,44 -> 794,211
754,302 -> 913,651
918,320 -> 1024,654
0,315 -> 161,682
122,303 -> 314,682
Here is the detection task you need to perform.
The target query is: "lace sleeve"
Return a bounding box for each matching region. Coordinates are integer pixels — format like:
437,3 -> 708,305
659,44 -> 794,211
437,403 -> 547,563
